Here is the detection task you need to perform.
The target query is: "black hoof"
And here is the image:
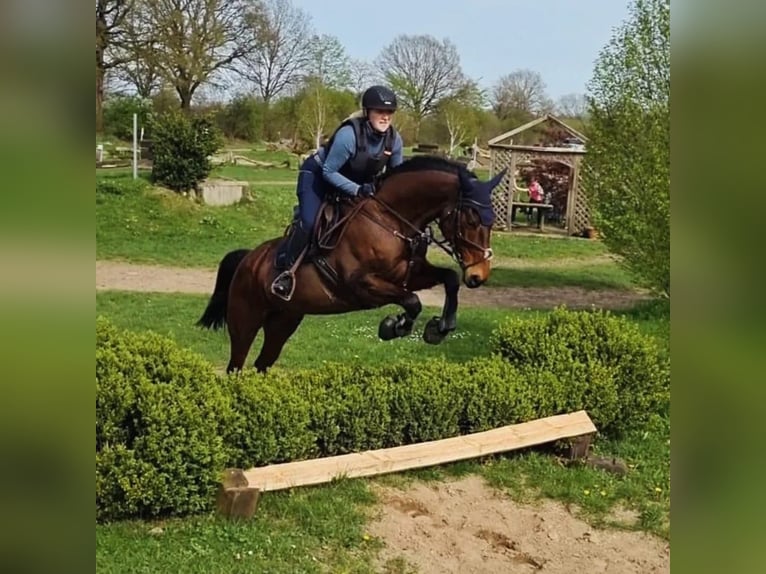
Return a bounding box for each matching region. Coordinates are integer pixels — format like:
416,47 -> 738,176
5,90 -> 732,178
423,316 -> 449,345
378,314 -> 413,340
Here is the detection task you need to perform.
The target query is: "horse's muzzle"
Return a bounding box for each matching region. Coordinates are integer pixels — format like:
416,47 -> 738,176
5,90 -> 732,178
465,273 -> 486,288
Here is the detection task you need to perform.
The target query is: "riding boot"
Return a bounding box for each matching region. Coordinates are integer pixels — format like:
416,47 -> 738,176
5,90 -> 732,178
271,221 -> 310,300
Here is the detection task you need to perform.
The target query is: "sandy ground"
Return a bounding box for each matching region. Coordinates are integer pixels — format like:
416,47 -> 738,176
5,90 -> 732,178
369,476 -> 669,574
95,260 -> 649,310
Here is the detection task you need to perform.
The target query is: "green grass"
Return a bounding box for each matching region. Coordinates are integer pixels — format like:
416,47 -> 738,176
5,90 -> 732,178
485,263 -> 637,290
96,178 -> 294,267
96,291 -> 519,369
97,479 -> 381,574
96,291 -> 666,371
211,165 -> 298,183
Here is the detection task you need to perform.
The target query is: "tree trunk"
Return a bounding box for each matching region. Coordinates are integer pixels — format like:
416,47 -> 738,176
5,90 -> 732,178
177,84 -> 193,111
96,66 -> 105,133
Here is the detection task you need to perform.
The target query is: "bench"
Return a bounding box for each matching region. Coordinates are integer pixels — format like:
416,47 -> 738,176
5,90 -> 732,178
511,201 -> 554,230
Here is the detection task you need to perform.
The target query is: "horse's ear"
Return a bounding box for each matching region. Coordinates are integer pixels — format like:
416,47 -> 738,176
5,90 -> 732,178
458,167 -> 474,190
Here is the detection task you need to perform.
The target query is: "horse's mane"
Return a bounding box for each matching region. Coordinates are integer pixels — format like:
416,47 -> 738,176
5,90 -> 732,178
381,154 -> 478,181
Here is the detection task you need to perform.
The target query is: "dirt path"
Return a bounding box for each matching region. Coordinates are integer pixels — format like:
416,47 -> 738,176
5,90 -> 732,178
369,476 -> 669,573
95,260 -> 650,310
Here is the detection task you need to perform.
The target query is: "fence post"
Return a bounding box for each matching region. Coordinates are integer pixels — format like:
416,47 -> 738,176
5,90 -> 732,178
132,113 -> 138,180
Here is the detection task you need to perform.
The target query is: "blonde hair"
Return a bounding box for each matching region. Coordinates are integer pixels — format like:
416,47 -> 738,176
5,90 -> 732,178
343,109 -> 365,122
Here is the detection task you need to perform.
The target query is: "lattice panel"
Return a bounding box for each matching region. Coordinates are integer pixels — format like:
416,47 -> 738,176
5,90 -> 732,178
490,149 -> 513,230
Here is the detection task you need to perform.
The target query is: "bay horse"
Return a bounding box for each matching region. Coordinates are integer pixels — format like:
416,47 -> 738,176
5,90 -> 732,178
197,155 -> 506,373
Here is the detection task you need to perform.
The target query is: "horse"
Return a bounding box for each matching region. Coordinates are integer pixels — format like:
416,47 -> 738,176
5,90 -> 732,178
197,155 -> 507,373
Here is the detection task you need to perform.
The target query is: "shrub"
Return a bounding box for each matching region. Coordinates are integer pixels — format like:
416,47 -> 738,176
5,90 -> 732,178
96,318 -> 230,522
489,307 -> 669,435
149,110 -> 223,192
103,95 -> 152,141
97,309 -> 669,521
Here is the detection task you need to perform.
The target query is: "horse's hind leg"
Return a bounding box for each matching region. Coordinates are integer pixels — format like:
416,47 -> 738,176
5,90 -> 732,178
253,312 -> 304,373
226,295 -> 265,374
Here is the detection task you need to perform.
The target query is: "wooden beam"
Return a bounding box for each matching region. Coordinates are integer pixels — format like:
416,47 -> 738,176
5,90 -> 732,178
490,143 -> 586,154
547,114 -> 588,143
240,411 -> 596,492
487,115 -> 550,145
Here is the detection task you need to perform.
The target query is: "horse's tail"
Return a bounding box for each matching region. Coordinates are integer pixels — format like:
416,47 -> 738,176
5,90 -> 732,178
196,248 -> 250,330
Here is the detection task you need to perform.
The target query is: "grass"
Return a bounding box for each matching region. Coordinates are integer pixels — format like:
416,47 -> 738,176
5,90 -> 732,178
96,291 -> 667,371
96,173 -> 623,291
97,291 -> 521,369
97,479 -> 382,574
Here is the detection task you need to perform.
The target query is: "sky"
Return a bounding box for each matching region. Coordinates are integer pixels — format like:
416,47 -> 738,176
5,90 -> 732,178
291,0 -> 633,101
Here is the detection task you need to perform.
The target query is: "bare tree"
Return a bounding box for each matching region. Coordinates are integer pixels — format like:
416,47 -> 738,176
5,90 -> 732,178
242,0 -> 314,104
375,35 -> 464,140
96,0 -> 135,131
437,80 -> 486,157
111,6 -> 163,99
348,58 -> 377,101
136,0 -> 261,110
492,69 -> 550,118
556,92 -> 588,118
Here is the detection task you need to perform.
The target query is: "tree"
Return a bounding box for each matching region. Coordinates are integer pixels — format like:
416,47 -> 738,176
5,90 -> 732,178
375,35 -> 464,140
135,0 -> 260,110
242,0 -> 314,104
305,34 -> 352,90
96,0 -> 135,132
436,80 -> 486,156
348,58 -> 377,100
556,93 -> 588,118
492,69 -> 550,118
297,82 -> 356,149
583,0 -> 670,295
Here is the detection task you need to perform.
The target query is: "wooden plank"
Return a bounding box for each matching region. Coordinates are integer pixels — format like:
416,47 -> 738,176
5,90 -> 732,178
488,115 -> 549,145
489,143 -> 587,154
241,411 -> 596,492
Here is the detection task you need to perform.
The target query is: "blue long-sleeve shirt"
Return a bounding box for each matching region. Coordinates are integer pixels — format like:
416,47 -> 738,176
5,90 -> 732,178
316,124 -> 404,196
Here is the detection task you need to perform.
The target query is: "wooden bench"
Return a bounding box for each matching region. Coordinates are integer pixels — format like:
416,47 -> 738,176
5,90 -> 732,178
511,201 -> 554,230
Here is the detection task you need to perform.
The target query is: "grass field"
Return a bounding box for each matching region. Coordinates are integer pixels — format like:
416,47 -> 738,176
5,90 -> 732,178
96,163 -> 667,571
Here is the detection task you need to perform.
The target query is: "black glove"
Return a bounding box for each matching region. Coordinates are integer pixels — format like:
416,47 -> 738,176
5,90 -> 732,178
358,183 -> 375,197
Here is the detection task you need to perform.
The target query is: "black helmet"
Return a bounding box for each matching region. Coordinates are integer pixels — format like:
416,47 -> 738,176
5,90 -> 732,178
361,85 -> 398,112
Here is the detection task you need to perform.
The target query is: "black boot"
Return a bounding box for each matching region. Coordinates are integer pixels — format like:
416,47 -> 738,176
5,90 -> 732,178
271,222 -> 310,301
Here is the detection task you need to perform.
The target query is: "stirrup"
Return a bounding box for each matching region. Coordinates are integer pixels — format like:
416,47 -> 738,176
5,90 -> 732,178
270,270 -> 296,302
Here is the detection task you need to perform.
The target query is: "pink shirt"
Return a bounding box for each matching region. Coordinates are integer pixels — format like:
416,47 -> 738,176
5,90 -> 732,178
529,181 -> 544,202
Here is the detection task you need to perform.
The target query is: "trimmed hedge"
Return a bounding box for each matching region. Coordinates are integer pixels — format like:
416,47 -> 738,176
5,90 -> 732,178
96,308 -> 669,521
489,307 -> 670,434
96,319 -> 231,522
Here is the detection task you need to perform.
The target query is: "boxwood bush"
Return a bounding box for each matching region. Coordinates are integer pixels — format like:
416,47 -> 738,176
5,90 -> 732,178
96,308 -> 669,521
489,306 -> 669,434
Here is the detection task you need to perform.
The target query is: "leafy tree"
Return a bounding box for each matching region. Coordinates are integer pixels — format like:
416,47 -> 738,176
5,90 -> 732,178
583,0 -> 670,295
435,80 -> 486,156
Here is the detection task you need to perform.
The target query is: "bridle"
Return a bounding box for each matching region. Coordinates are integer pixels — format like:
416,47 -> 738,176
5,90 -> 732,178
362,179 -> 494,274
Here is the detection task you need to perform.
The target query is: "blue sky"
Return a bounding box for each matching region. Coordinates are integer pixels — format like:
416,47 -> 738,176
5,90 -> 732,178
291,0 -> 633,100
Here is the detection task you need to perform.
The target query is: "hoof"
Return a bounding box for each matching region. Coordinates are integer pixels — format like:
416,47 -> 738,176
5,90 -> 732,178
423,316 -> 449,345
378,314 -> 413,340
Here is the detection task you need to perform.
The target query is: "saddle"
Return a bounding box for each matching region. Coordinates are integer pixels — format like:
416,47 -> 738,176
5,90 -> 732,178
276,193 -> 358,288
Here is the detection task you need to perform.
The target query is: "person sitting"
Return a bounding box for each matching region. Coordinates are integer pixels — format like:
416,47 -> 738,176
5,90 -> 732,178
271,85 -> 405,300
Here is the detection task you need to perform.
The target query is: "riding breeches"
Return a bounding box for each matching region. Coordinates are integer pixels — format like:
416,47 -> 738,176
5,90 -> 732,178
296,155 -> 326,230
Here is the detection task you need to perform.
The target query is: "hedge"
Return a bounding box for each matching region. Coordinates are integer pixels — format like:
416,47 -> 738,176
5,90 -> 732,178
96,308 -> 669,521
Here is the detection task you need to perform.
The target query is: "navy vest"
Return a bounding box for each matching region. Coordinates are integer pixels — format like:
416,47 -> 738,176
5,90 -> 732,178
323,117 -> 396,184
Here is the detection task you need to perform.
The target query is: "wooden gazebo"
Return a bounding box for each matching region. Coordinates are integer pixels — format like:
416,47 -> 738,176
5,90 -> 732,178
488,114 -> 589,234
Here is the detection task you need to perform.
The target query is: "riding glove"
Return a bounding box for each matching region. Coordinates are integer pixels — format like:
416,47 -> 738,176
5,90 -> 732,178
357,183 -> 375,197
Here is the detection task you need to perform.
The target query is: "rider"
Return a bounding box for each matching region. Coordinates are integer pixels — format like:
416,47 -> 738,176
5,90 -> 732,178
271,85 -> 405,299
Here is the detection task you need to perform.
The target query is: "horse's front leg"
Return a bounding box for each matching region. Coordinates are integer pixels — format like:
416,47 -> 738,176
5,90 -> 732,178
406,262 -> 460,345
346,273 -> 422,341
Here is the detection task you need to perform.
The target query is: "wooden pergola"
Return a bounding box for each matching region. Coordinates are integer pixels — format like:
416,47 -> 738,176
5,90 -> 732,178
488,114 -> 589,234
